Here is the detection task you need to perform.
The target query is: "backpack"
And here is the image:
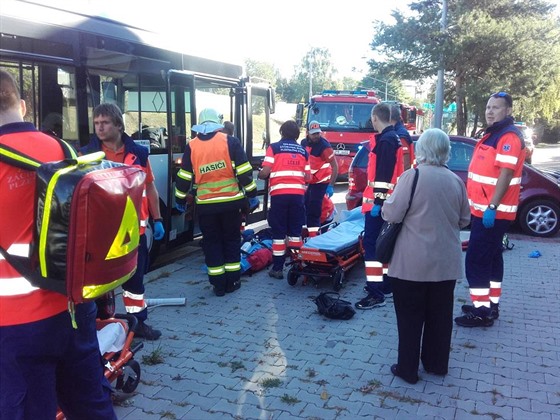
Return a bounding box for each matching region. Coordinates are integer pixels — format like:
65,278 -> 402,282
313,292 -> 356,320
0,141 -> 146,307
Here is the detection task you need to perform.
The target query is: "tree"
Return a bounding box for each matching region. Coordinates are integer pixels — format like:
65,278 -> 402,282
288,47 -> 339,103
368,0 -> 560,136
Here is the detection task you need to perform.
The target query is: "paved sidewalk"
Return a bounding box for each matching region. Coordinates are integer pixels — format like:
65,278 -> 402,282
113,233 -> 559,419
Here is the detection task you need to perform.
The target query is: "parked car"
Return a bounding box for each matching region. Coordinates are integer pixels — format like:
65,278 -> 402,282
345,136 -> 560,237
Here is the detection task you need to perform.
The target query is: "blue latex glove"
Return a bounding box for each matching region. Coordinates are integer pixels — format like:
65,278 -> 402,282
370,204 -> 381,217
248,197 -> 260,212
153,221 -> 165,240
482,207 -> 496,228
175,203 -> 186,214
326,185 -> 334,197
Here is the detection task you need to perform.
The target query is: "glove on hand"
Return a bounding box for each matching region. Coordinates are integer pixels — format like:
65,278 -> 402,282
248,197 -> 260,212
482,207 -> 496,228
175,203 -> 186,214
153,221 -> 165,240
370,204 -> 381,217
326,185 -> 334,197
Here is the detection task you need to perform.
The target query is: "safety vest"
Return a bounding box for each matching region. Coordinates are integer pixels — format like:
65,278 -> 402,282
467,123 -> 524,221
303,137 -> 334,184
362,133 -> 404,212
263,139 -> 309,196
190,132 -> 244,205
0,127 -> 68,326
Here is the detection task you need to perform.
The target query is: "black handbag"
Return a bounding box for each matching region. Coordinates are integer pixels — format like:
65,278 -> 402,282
375,168 -> 419,264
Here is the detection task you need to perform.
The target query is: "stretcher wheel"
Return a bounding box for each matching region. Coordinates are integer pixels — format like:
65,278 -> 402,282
332,268 -> 344,291
117,359 -> 141,393
287,267 -> 299,286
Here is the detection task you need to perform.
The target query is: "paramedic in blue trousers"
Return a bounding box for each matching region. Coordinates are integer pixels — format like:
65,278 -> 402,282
301,120 -> 338,237
81,103 -> 164,340
0,69 -> 117,419
175,108 -> 259,297
259,120 -> 310,279
355,102 -> 404,310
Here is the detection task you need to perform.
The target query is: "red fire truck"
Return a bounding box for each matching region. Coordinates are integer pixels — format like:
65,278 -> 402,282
296,90 -> 381,178
401,104 -> 425,134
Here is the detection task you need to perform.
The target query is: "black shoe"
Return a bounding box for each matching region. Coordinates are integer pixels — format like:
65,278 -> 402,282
455,311 -> 494,327
461,304 -> 499,320
226,281 -> 241,293
213,286 -> 226,297
391,364 -> 418,384
362,286 -> 392,299
355,294 -> 386,310
423,367 -> 447,376
135,321 -> 161,340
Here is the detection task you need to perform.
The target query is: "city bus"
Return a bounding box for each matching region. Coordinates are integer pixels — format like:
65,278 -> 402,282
0,1 -> 278,265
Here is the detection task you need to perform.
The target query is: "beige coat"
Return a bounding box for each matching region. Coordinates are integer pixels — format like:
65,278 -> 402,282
382,164 -> 471,282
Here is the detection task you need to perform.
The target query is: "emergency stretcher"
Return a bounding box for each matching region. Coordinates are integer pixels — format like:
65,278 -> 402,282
287,207 -> 365,290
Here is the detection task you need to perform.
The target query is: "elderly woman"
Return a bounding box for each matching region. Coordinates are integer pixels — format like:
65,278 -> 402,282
382,128 -> 471,384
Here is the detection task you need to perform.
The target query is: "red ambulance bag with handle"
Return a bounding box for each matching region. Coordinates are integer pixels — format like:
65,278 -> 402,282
0,146 -> 146,304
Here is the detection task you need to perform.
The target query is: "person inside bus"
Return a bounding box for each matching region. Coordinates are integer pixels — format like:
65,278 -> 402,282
81,103 -> 165,341
390,105 -> 414,169
0,69 -> 117,420
175,108 -> 259,296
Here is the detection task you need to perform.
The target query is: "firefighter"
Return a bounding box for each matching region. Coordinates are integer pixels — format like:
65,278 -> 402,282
455,92 -> 525,328
81,103 -> 165,340
301,120 -> 338,237
259,120 -> 310,279
356,103 -> 404,310
390,105 -> 415,169
175,108 -> 258,296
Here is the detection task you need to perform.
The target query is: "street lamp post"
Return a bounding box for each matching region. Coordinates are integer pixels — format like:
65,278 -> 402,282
434,0 -> 448,129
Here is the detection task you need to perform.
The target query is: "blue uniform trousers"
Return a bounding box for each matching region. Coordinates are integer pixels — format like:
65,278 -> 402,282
304,183 -> 328,230
122,233 -> 148,321
0,302 -> 116,420
268,194 -> 306,271
363,212 -> 392,299
465,216 -> 510,289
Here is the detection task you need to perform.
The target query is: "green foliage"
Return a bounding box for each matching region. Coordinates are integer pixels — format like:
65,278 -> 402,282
369,0 -> 560,136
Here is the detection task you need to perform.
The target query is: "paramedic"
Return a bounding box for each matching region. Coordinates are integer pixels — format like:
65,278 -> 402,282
259,120 -> 310,279
355,102 -> 404,310
175,108 -> 259,296
383,128 -> 471,384
455,92 -> 525,328
301,120 -> 338,237
81,103 -> 164,340
0,69 -> 117,419
390,105 -> 415,169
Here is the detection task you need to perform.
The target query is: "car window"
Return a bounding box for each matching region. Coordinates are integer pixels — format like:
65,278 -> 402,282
352,144 -> 370,169
448,141 -> 473,172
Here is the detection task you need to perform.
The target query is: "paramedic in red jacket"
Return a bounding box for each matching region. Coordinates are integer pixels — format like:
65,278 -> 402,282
356,103 -> 404,310
259,120 -> 310,279
81,103 -> 164,340
175,108 -> 259,296
0,69 -> 116,420
455,92 -> 525,328
301,121 -> 338,237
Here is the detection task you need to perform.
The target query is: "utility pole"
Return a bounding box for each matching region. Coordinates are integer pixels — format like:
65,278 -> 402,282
434,0 -> 448,129
308,61 -> 313,101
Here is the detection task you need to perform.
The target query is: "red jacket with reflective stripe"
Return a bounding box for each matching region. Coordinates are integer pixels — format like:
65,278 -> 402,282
1,124 -> 68,326
262,139 -> 309,196
467,129 -> 524,220
362,128 -> 404,213
301,137 -> 334,184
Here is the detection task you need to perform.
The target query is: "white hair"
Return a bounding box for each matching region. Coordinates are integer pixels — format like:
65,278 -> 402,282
415,128 -> 450,166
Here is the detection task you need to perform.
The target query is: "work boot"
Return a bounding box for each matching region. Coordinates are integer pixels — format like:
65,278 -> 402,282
226,280 -> 241,293
461,303 -> 499,320
135,321 -> 162,340
355,294 -> 386,310
454,312 -> 494,328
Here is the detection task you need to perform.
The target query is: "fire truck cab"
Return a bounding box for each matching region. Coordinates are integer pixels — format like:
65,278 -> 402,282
296,90 -> 381,178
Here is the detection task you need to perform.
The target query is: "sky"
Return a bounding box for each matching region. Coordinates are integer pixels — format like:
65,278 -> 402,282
52,0 -> 412,79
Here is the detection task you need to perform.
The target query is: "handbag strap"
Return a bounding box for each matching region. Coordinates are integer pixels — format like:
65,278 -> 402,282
402,168 -> 419,219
